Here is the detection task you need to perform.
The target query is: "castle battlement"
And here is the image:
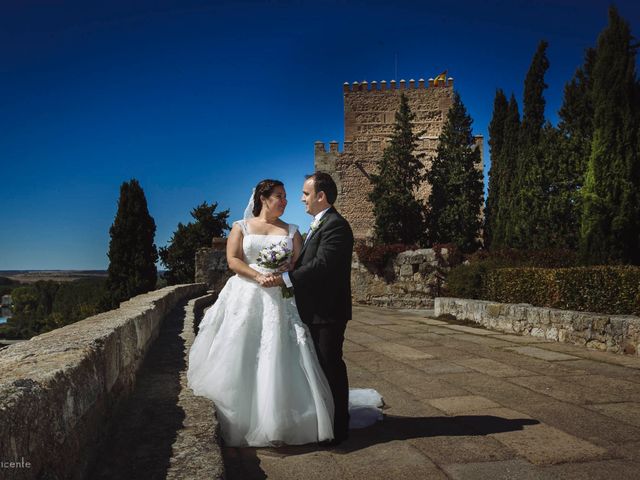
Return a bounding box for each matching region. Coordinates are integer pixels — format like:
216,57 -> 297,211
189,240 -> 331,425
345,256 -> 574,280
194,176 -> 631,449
343,77 -> 454,92
314,140 -> 340,154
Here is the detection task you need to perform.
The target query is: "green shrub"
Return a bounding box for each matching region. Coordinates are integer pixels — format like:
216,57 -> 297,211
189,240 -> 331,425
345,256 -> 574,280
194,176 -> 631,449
444,262 -> 488,299
445,248 -> 575,300
485,266 -> 640,315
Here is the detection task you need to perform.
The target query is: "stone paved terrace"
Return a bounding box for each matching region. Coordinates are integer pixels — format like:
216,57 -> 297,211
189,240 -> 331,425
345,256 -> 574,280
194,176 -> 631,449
94,303 -> 640,479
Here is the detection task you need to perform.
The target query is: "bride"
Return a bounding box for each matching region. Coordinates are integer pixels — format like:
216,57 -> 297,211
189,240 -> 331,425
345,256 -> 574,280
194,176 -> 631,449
187,179 -> 382,447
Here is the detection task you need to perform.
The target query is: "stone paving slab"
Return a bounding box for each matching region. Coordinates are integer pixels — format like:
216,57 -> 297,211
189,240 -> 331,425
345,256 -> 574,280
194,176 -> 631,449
452,357 -> 538,378
447,333 -> 517,348
427,396 -> 502,415
378,369 -> 471,399
213,305 -> 640,479
442,459 -> 543,480
367,341 -> 435,360
487,333 -> 549,344
519,400 -> 640,447
503,345 -> 581,361
589,402 -> 640,428
444,325 -> 498,335
489,422 -> 608,465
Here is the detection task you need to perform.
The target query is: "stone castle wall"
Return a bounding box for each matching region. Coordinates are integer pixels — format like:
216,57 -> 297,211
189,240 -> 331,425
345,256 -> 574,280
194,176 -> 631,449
316,77 -> 483,239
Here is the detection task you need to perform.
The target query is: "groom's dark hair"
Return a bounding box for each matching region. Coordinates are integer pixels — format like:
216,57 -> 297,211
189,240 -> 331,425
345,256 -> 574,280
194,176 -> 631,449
307,171 -> 338,204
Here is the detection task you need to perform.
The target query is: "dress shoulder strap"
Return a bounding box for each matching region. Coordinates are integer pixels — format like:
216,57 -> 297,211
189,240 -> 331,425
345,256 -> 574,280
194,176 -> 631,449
287,223 -> 298,238
233,219 -> 249,235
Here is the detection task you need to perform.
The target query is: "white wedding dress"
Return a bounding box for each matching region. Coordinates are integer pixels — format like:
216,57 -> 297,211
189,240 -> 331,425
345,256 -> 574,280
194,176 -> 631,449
187,220 -> 383,447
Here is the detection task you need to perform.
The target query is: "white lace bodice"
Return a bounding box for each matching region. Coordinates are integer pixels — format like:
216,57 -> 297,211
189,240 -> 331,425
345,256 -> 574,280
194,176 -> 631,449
233,220 -> 298,266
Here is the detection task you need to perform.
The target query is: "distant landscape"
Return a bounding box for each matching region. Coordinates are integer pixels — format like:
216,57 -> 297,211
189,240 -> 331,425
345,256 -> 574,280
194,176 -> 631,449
0,270 -> 108,283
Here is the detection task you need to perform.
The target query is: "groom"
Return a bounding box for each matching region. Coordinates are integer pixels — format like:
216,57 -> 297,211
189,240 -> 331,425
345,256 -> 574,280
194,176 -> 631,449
267,171 -> 354,445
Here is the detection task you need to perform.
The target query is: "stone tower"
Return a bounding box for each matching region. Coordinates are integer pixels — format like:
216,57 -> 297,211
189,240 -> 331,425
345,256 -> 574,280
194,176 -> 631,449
315,76 -> 484,239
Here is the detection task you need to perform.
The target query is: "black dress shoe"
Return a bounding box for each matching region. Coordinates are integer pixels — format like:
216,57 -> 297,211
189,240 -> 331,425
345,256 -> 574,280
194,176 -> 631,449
319,435 -> 348,447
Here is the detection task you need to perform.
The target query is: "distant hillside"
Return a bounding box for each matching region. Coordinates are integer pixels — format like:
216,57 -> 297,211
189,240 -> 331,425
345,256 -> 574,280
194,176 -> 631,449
0,271 -> 108,283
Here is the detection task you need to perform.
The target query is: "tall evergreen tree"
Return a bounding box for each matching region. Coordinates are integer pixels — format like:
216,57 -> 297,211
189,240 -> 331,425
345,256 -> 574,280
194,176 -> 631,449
426,92 -> 484,253
102,179 -> 158,308
546,47 -> 596,250
159,202 -> 230,284
558,47 -> 596,181
512,41 -> 550,248
496,94 -> 521,248
369,93 -> 426,244
484,89 -> 509,248
580,6 -> 640,264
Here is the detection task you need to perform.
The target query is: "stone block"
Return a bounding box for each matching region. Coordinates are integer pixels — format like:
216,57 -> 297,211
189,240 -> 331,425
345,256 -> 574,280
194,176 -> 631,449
399,264 -> 413,277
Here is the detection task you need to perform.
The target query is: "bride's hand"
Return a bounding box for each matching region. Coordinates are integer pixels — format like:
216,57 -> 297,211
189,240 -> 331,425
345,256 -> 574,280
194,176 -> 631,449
255,274 -> 269,286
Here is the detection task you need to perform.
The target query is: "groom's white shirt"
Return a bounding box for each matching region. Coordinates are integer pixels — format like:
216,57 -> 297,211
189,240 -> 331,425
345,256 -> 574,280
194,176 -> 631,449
282,207 -> 331,288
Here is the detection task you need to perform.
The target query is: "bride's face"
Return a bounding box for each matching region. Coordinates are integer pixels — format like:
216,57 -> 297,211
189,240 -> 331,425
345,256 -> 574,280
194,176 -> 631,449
261,186 -> 287,217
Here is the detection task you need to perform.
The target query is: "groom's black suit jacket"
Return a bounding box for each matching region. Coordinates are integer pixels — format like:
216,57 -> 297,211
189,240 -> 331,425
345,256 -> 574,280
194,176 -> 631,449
289,207 -> 354,326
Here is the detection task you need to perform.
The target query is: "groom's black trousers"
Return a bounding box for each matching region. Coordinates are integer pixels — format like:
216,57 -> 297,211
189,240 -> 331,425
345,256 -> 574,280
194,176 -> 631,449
309,322 -> 350,440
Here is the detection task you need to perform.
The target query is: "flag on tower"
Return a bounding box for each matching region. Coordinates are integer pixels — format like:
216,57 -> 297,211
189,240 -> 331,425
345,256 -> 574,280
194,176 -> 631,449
434,70 -> 447,86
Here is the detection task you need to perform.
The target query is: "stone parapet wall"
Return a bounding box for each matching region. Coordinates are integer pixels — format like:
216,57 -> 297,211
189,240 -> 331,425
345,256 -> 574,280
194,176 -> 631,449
435,297 -> 640,356
0,284 -> 207,480
352,248 -> 452,308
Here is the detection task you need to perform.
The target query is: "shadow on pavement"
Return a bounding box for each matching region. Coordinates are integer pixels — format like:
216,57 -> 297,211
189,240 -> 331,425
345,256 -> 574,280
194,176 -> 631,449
223,446 -> 268,480
264,414 -> 540,457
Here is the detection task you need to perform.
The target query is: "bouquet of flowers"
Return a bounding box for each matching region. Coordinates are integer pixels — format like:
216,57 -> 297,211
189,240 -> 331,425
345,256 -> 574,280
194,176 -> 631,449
256,239 -> 294,298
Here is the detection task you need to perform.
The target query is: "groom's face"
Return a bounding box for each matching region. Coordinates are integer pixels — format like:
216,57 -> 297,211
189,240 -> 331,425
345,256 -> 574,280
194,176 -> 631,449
301,178 -> 323,216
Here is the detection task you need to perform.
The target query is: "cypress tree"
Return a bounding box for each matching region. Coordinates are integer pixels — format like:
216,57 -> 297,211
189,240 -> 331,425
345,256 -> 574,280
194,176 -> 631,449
512,41 -> 550,248
558,47 -> 595,181
484,89 -> 509,248
426,92 -> 484,253
497,94 -> 521,248
548,47 -> 596,250
369,92 -> 426,245
103,179 -> 158,308
580,6 -> 640,264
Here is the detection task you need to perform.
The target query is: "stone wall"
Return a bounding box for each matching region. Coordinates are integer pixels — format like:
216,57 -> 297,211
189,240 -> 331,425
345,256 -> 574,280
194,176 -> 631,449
195,239 -> 233,292
435,297 -> 640,356
315,77 -> 484,239
0,284 -> 207,480
352,248 -> 453,308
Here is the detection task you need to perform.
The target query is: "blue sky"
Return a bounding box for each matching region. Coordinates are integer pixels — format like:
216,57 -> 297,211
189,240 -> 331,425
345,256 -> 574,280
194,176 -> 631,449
1,0 -> 638,270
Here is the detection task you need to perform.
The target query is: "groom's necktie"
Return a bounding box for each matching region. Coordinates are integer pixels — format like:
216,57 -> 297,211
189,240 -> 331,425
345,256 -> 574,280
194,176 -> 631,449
305,222 -> 317,244
304,225 -> 313,244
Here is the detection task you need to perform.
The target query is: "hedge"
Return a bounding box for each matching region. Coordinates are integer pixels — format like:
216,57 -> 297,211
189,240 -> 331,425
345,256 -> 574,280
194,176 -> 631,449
484,266 -> 640,315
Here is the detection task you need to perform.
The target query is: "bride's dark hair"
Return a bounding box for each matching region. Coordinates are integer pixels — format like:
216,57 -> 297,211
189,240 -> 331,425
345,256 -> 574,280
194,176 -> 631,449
253,179 -> 284,216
